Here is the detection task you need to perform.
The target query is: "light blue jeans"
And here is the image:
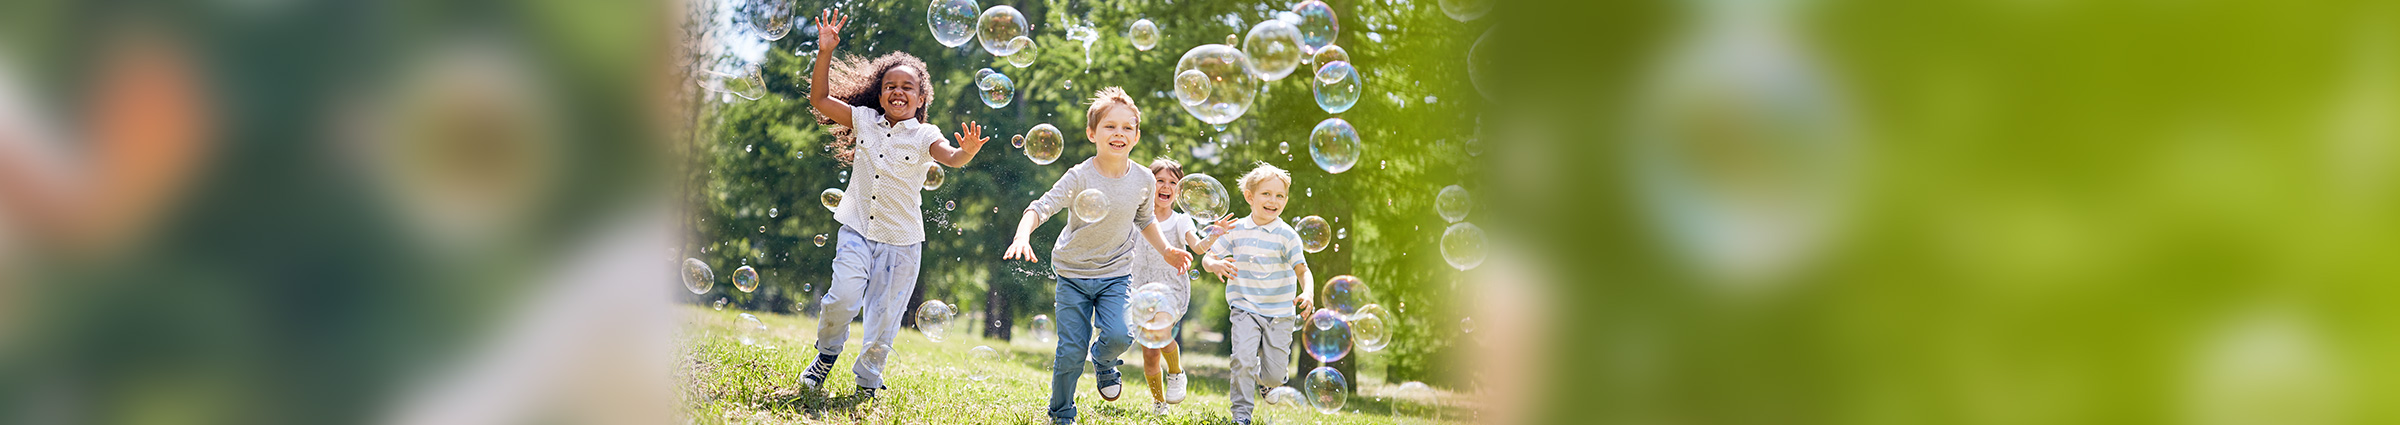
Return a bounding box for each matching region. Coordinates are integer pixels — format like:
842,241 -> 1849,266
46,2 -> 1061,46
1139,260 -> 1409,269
1048,274 -> 1132,420
814,226 -> 921,388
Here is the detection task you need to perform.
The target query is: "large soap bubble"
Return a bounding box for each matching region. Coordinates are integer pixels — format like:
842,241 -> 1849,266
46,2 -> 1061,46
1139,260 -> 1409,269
1127,282 -> 1181,348
1437,185 -> 1470,222
820,188 -> 844,211
1471,28 -> 1494,101
706,65 -> 767,101
1312,61 -> 1361,113
1004,36 -> 1036,68
1295,215 -> 1332,252
1323,275 -> 1368,316
1443,0 -> 1495,22
1266,385 -> 1305,405
1442,222 -> 1486,271
1242,20 -> 1305,81
1303,309 -> 1351,362
976,5 -> 1030,56
1031,314 -> 1055,343
916,300 -> 955,342
1292,1 -> 1339,54
1129,19 -> 1160,51
1309,118 -> 1361,173
738,313 -> 767,345
1022,123 -> 1064,164
967,345 -> 999,380
922,162 -> 946,190
927,0 -> 980,47
733,265 -> 760,292
978,70 -> 1014,108
1351,303 -> 1390,352
1073,188 -> 1110,223
1173,69 -> 1211,106
1259,386 -> 1307,424
1310,44 -> 1348,66
1304,366 -> 1349,414
1175,174 -> 1230,219
681,258 -> 713,294
1174,44 -> 1260,127
744,0 -> 797,41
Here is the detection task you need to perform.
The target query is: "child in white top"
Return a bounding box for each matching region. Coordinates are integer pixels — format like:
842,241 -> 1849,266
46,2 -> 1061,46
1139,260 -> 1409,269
1132,158 -> 1208,415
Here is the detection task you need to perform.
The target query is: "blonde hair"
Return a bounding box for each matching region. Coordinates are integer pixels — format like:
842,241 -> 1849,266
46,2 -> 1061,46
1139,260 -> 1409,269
1237,162 -> 1292,195
1084,86 -> 1141,133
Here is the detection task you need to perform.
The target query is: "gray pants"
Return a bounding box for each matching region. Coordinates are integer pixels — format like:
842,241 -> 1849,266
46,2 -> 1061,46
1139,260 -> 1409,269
813,225 -> 922,388
1227,309 -> 1293,421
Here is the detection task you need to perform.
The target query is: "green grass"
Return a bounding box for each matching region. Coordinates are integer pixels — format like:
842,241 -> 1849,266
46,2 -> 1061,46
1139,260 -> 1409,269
677,306 -> 1470,424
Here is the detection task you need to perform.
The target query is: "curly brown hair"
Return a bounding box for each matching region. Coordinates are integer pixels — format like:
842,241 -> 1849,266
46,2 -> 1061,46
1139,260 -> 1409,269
810,52 -> 930,166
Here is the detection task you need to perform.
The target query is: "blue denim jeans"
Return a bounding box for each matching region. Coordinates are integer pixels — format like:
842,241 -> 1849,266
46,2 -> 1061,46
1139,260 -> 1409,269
1048,274 -> 1132,420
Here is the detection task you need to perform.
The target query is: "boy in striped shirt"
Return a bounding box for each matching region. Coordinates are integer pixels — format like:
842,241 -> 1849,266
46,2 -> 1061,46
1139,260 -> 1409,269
1195,163 -> 1313,425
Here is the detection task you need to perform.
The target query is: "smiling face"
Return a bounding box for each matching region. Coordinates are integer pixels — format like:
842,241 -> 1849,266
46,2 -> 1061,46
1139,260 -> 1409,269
1087,104 -> 1140,160
1152,168 -> 1182,209
1244,175 -> 1289,222
877,66 -> 923,121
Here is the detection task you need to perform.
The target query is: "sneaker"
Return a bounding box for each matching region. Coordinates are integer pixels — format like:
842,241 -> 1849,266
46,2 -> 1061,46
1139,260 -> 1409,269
1050,417 -> 1074,425
1162,373 -> 1188,404
1151,401 -> 1169,416
799,354 -> 837,388
1097,379 -> 1123,401
855,385 -> 881,399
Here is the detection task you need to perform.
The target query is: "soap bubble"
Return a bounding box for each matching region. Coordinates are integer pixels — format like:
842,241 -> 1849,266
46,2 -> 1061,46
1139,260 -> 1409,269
1442,0 -> 1495,22
681,258 -> 713,294
706,65 -> 767,101
1127,282 -> 1182,348
813,234 -> 828,247
1312,61 -> 1361,113
945,200 -> 957,211
1436,185 -> 1470,223
1031,314 -> 1055,343
1323,275 -> 1368,316
821,188 -> 844,211
738,313 -> 767,345
1129,19 -> 1160,51
917,300 -> 954,342
1311,44 -> 1348,66
968,345 -> 999,380
1442,222 -> 1486,271
768,207 -> 778,218
1259,385 -> 1308,424
1011,134 -> 1026,148
1309,118 -> 1361,173
1173,44 -> 1260,127
1173,69 -> 1211,106
1304,366 -> 1349,414
1242,20 -> 1305,81
1023,123 -> 1064,164
1005,36 -> 1036,68
1073,188 -> 1109,223
743,0 -> 796,41
975,68 -> 997,88
1472,28 -> 1496,101
927,0 -> 980,47
861,343 -> 894,376
1295,215 -> 1332,252
978,71 -> 1014,108
713,297 -> 727,310
976,5 -> 1030,56
733,266 -> 760,292
1175,174 -> 1230,219
922,163 -> 947,190
1351,304 -> 1391,352
1291,1 -> 1338,54
1267,385 -> 1305,405
1278,141 -> 1290,154
1460,316 -> 1476,334
1303,309 -> 1351,362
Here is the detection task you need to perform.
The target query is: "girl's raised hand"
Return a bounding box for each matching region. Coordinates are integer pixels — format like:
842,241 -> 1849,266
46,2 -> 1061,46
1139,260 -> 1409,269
1204,212 -> 1239,237
816,9 -> 849,50
955,121 -> 990,150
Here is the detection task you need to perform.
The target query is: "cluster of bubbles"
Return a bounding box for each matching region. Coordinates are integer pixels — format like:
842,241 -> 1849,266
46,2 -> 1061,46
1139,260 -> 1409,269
1309,118 -> 1361,173
681,258 -> 713,294
820,188 -> 844,211
1294,216 -> 1332,252
916,300 -> 960,342
732,265 -> 760,292
975,68 -> 1014,108
1125,282 -> 1183,349
1072,188 -> 1109,223
1438,184 -> 1487,270
1030,314 -> 1055,343
967,345 -> 999,381
1018,124 -> 1063,165
922,162 -> 947,191
1175,174 -> 1230,220
1128,19 -> 1160,51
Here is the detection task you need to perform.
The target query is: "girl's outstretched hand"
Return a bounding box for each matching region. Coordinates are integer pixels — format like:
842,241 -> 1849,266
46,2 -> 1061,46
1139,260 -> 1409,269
817,9 -> 849,50
1003,238 -> 1039,262
1203,212 -> 1239,237
955,121 -> 990,150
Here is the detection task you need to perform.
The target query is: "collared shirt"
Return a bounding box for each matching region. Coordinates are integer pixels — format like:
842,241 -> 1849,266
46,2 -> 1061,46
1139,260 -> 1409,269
1208,217 -> 1307,317
832,106 -> 942,245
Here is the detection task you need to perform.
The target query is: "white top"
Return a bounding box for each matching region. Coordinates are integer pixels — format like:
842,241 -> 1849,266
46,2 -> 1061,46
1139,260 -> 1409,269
1025,158 -> 1157,279
832,106 -> 944,245
1207,218 -> 1309,318
1133,212 -> 1201,315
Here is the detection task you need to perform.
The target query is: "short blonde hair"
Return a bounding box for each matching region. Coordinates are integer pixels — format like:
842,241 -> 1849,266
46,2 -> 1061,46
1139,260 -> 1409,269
1237,162 -> 1292,195
1084,86 -> 1141,133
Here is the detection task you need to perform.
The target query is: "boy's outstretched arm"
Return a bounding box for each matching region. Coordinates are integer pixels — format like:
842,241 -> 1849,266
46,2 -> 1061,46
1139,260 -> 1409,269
1004,174 -> 1076,262
1141,223 -> 1192,272
806,8 -> 853,128
930,121 -> 988,168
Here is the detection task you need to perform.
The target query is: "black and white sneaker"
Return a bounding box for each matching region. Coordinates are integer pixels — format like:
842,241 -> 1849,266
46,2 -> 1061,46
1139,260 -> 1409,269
855,385 -> 882,399
799,354 -> 837,388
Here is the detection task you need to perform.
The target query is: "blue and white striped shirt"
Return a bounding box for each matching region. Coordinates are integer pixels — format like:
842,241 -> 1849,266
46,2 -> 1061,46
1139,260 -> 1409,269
1208,217 -> 1308,317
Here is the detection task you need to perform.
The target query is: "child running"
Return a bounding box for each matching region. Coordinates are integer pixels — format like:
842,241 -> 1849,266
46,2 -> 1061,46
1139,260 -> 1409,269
1002,87 -> 1193,425
1197,163 -> 1313,425
1131,158 -> 1209,416
797,8 -> 990,399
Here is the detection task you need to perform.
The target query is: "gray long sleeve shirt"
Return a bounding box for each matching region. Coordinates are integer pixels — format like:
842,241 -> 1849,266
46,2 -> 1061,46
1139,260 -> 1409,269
1026,158 -> 1157,279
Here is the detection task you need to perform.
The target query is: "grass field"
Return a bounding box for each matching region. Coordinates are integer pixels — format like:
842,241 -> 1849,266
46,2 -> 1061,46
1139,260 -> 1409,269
677,306 -> 1472,424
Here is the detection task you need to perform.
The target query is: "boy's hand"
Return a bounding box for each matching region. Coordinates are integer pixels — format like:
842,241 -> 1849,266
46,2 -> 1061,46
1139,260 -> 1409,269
1002,238 -> 1039,262
1160,248 -> 1193,273
816,9 -> 848,50
1295,296 -> 1313,312
955,121 -> 990,150
1203,256 -> 1237,279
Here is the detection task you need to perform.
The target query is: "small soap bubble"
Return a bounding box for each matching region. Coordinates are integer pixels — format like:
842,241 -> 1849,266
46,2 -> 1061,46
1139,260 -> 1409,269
1351,304 -> 1391,352
928,0 -> 980,47
1305,366 -> 1349,414
1022,124 -> 1064,164
1309,117 -> 1361,173
1031,314 -> 1056,343
976,5 -> 1030,56
681,258 -> 714,294
707,65 -> 768,101
1278,141 -> 1290,154
820,188 -> 844,211
922,162 -> 947,190
1175,174 -> 1230,219
738,313 -> 766,345
978,71 -> 1014,108
1442,0 -> 1495,22
839,170 -> 849,182
1436,185 -> 1470,222
1304,309 -> 1351,362
1324,275 -> 1368,316
1312,61 -> 1361,113
1073,188 -> 1109,223
1174,44 -> 1260,127
713,297 -> 727,310
1460,316 -> 1476,334
1242,20 -> 1305,81
1173,69 -> 1211,106
813,234 -> 828,247
945,200 -> 957,211
733,266 -> 760,292
1292,1 -> 1339,54
768,207 -> 778,218
1337,227 -> 1347,239
1442,222 -> 1486,271
917,300 -> 954,342
1005,36 -> 1036,68
967,345 -> 999,380
1311,44 -> 1348,66
1295,215 -> 1332,252
1129,19 -> 1160,51
1011,134 -> 1027,148
975,68 -> 997,89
